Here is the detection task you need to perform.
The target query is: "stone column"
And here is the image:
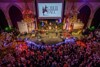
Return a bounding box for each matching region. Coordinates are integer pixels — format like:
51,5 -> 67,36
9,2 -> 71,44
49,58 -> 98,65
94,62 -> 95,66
4,9 -> 13,28
87,11 -> 94,28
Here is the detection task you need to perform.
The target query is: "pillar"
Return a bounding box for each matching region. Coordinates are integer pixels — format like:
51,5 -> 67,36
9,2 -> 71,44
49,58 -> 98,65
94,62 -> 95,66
86,10 -> 94,28
4,8 -> 13,28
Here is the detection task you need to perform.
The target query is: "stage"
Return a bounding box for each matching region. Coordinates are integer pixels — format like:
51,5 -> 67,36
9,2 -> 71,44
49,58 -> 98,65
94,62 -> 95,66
18,29 -> 80,45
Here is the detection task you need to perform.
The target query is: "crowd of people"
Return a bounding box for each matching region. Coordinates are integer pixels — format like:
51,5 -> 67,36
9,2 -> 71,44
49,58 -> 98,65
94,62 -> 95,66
0,29 -> 100,67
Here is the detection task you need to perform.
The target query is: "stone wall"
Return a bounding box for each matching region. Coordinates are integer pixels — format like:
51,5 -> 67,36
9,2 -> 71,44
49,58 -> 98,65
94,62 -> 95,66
0,1 -> 100,28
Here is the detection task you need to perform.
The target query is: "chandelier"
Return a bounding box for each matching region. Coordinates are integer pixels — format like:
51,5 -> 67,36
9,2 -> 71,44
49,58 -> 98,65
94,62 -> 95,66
22,0 -> 34,23
22,0 -> 35,33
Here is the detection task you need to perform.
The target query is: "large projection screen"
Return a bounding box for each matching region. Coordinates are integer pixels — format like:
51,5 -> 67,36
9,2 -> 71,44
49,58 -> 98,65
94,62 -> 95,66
36,0 -> 64,19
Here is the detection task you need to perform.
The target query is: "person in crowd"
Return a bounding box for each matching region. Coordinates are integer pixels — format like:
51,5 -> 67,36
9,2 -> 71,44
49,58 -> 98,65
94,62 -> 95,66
0,29 -> 100,67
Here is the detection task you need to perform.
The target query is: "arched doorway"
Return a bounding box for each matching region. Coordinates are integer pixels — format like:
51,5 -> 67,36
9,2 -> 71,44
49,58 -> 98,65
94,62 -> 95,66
91,8 -> 100,29
9,6 -> 23,29
0,9 -> 9,31
78,5 -> 91,28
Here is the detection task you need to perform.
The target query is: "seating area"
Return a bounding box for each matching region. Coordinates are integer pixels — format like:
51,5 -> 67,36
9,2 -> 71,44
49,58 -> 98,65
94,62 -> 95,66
0,0 -> 100,67
0,29 -> 100,67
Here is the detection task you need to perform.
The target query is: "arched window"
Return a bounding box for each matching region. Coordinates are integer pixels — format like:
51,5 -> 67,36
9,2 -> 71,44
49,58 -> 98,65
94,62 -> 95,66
91,8 -> 100,29
0,9 -> 8,30
78,5 -> 91,28
9,5 -> 23,29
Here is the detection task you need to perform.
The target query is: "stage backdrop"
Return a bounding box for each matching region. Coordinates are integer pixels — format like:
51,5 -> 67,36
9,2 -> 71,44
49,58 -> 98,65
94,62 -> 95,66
36,0 -> 64,19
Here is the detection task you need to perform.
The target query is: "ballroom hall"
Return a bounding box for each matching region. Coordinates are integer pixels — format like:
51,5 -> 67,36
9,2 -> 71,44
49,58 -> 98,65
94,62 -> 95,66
0,0 -> 100,67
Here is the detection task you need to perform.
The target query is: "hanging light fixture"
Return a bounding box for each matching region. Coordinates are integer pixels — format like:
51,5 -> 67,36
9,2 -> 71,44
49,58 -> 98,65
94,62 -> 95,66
22,0 -> 35,32
22,0 -> 34,23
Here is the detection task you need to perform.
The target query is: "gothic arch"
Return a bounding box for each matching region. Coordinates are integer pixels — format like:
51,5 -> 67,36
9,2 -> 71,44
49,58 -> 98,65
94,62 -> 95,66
7,4 -> 23,13
91,8 -> 100,29
9,5 -> 23,29
78,4 -> 93,13
78,5 -> 91,28
0,9 -> 9,30
94,6 -> 100,16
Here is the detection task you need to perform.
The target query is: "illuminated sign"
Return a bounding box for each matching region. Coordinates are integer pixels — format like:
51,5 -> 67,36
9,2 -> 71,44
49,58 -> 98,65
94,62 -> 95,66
38,3 -> 63,19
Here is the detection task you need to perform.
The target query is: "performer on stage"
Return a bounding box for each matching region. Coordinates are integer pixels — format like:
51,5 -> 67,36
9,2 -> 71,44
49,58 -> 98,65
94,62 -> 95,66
48,22 -> 52,30
55,25 -> 58,36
